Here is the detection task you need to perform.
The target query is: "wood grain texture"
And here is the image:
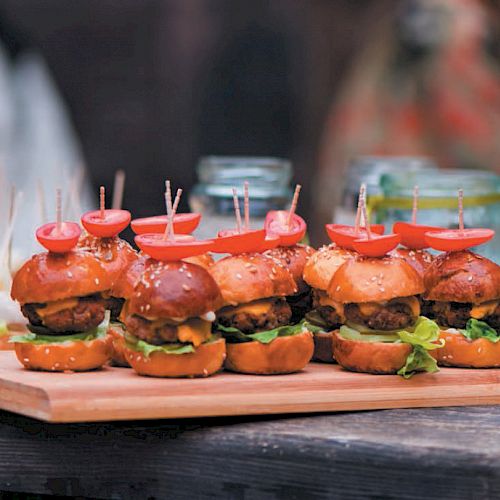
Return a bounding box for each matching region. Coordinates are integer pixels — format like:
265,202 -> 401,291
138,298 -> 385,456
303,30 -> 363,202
0,352 -> 500,423
0,406 -> 499,499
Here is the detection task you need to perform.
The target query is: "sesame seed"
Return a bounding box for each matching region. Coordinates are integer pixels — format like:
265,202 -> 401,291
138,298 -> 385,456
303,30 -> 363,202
468,276 -> 473,282
236,273 -> 242,280
155,281 -> 161,287
54,362 -> 60,368
336,285 -> 341,291
244,263 -> 252,268
380,287 -> 385,292
45,348 -> 50,355
140,305 -> 145,312
95,278 -> 100,285
69,356 -> 75,362
23,358 -> 29,363
203,369 -> 208,376
145,304 -> 151,311
67,271 -> 73,278
186,272 -> 192,279
179,268 -> 184,273
129,354 -> 134,360
182,284 -> 191,291
137,355 -> 141,361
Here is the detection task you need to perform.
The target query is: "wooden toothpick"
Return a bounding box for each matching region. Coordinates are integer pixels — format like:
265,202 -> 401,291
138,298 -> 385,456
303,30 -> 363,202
232,188 -> 242,234
287,184 -> 301,229
412,185 -> 419,225
458,188 -> 464,234
55,188 -> 62,236
112,169 -> 126,210
244,181 -> 250,231
100,186 -> 106,219
360,189 -> 372,240
354,184 -> 366,235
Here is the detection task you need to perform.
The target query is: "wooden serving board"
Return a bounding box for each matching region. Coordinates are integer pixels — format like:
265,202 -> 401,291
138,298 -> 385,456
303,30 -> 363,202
0,351 -> 499,422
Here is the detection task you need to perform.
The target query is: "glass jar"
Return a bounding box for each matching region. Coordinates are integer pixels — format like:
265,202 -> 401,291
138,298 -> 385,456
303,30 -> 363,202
334,156 -> 438,225
189,156 -> 293,239
378,169 -> 500,262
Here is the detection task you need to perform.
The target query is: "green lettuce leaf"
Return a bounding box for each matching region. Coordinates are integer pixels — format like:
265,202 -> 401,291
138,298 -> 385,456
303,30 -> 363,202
124,333 -> 220,357
397,345 -> 439,379
217,320 -> 312,344
459,319 -> 500,343
304,310 -> 329,332
339,316 -> 443,379
10,311 -> 110,345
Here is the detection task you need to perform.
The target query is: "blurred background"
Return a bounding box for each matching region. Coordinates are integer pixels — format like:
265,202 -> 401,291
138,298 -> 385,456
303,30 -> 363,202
0,0 -> 498,261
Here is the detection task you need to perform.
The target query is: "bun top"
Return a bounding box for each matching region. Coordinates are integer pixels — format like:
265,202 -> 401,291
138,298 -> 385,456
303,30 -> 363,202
11,251 -> 112,304
183,253 -> 214,270
78,234 -> 138,284
210,253 -> 296,307
265,244 -> 314,294
390,248 -> 434,277
126,260 -> 222,319
303,244 -> 355,291
112,256 -> 147,299
328,255 -> 424,303
424,250 -> 500,304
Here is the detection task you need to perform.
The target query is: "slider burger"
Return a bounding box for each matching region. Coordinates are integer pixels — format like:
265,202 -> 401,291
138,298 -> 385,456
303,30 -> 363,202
391,248 -> 434,277
424,250 -> 500,367
302,244 -> 355,362
120,259 -> 226,377
328,255 -> 443,377
10,251 -> 112,371
264,244 -> 315,323
78,234 -> 138,320
211,253 -> 314,374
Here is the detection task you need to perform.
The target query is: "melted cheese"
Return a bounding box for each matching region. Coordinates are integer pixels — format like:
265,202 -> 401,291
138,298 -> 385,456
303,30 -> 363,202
227,299 -> 274,317
471,300 -> 498,319
317,292 -> 345,321
177,319 -> 211,347
357,297 -> 420,318
36,298 -> 78,318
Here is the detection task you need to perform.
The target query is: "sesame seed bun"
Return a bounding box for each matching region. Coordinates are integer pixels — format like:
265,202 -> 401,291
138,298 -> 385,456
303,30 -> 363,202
210,253 -> 296,307
124,338 -> 226,377
303,245 -> 355,291
390,248 -> 434,276
224,331 -> 314,374
328,255 -> 424,304
14,335 -> 111,372
11,251 -> 112,304
183,253 -> 215,270
111,256 -> 147,300
332,330 -> 412,374
424,251 -> 500,304
107,324 -> 130,367
265,245 -> 314,294
431,330 -> 500,368
126,261 -> 222,319
78,234 -> 138,284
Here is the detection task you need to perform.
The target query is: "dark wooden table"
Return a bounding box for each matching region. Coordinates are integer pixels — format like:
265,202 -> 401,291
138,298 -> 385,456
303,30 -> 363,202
0,406 -> 499,499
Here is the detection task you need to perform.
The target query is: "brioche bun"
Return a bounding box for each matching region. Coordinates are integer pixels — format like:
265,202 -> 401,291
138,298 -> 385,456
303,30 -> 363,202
303,245 -> 355,291
265,245 -> 314,294
107,324 -> 130,367
391,248 -> 433,276
14,336 -> 110,372
224,331 -> 313,374
332,330 -> 411,374
11,251 -> 112,304
78,235 -> 138,283
126,261 -> 222,319
124,338 -> 226,377
183,253 -> 214,269
424,251 -> 500,304
111,256 -> 147,299
210,253 -> 296,307
432,330 -> 500,368
328,256 -> 424,303
312,331 -> 335,363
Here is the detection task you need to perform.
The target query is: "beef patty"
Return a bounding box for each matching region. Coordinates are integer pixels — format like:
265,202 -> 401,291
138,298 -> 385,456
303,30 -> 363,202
345,300 -> 416,331
22,295 -> 106,333
217,298 -> 292,334
123,314 -> 178,345
429,302 -> 500,329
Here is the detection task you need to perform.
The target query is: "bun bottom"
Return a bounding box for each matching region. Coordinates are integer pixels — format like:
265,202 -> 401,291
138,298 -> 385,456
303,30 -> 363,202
124,338 -> 226,377
432,330 -> 500,368
107,325 -> 131,368
332,330 -> 411,374
225,331 -> 314,375
312,331 -> 335,363
14,337 -> 111,372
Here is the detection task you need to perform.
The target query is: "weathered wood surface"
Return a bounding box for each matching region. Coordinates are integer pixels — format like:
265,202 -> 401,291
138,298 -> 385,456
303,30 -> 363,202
0,406 -> 499,499
1,352 -> 500,422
